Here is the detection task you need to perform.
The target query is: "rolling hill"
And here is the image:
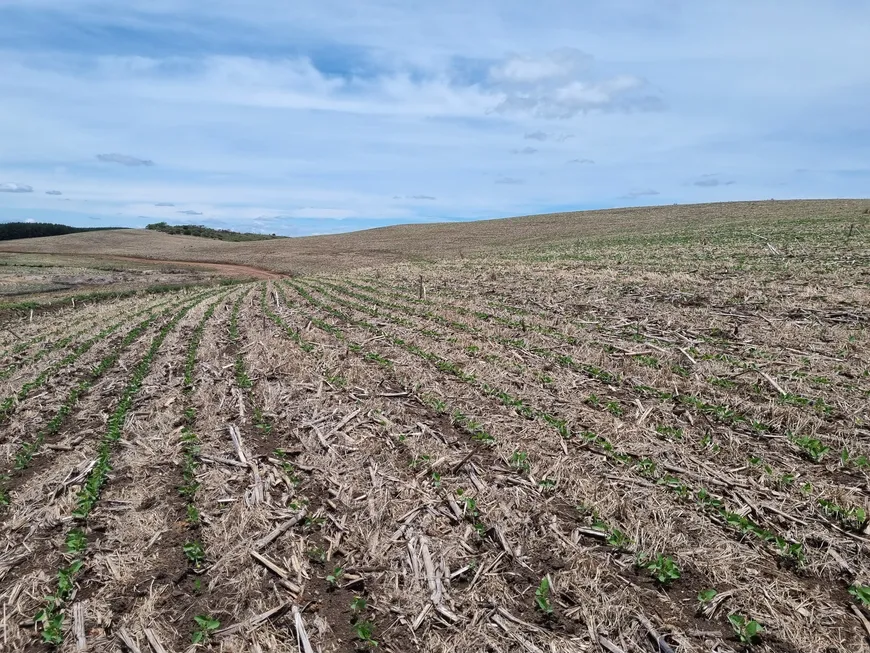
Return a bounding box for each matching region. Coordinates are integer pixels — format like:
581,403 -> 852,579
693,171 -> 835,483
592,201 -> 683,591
0,199 -> 865,274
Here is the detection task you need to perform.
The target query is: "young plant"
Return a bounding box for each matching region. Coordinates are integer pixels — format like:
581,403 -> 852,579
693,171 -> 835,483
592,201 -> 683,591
535,575 -> 554,615
509,450 -> 530,474
606,401 -> 624,417
698,589 -> 718,604
353,620 -> 378,647
642,554 -> 681,585
606,528 -> 631,550
192,615 -> 221,644
65,529 -> 87,554
307,547 -> 327,563
792,435 -> 829,462
728,613 -> 762,645
351,596 -> 368,613
183,541 -> 206,568
537,478 -> 556,493
35,602 -> 64,645
849,584 -> 870,608
326,567 -> 344,587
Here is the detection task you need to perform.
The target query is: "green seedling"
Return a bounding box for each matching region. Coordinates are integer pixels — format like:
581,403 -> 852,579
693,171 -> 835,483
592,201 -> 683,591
192,615 -> 221,644
698,588 -> 718,604
183,541 -> 206,568
643,554 -> 680,585
409,454 -> 431,469
606,401 -> 623,417
535,576 -> 553,615
307,547 -> 327,563
509,450 -> 530,474
186,504 -> 201,524
56,560 -> 83,597
353,620 -> 378,647
326,567 -> 344,586
65,529 -> 87,554
849,584 -> 870,607
35,606 -> 64,645
728,613 -> 762,645
537,478 -> 556,492
606,528 -> 631,550
792,435 -> 829,462
655,425 -> 683,439
351,596 -> 368,613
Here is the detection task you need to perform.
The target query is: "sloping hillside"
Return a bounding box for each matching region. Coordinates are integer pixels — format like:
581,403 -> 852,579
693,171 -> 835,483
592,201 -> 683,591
0,199 -> 865,274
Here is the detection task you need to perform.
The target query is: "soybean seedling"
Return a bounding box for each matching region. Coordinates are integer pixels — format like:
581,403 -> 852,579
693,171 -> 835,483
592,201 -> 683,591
65,529 -> 87,554
183,541 -> 206,568
535,576 -> 554,615
643,554 -> 681,585
326,567 -> 344,587
351,596 -> 367,613
728,613 -> 762,645
509,450 -> 530,474
698,589 -> 718,604
353,620 -> 378,648
849,584 -> 870,608
192,615 -> 221,644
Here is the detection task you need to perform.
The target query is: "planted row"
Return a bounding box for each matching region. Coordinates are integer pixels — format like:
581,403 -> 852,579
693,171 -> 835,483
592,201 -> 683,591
33,295 -> 209,645
287,280 -> 815,568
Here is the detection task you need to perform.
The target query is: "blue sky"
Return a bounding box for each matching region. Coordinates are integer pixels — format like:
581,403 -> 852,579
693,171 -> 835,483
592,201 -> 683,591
1,1 -> 868,236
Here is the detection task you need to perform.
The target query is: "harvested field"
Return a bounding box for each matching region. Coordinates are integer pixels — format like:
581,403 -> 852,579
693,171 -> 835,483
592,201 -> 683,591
0,208 -> 868,652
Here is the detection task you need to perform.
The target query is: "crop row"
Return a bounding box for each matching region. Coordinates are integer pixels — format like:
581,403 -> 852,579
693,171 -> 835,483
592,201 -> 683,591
264,282 -> 866,649
32,292 -> 215,645
262,284 -> 732,646
307,279 -> 870,540
340,278 -> 869,474
288,280 -> 862,573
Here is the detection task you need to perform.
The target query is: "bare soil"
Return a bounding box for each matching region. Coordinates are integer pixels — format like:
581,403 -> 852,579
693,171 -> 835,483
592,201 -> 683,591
0,205 -> 868,652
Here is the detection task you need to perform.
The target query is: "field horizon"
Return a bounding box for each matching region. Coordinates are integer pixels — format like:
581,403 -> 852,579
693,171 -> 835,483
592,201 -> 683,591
2,198 -> 868,275
0,197 -> 868,652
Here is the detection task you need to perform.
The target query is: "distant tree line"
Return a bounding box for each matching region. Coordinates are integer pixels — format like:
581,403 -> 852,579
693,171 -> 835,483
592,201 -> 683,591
146,222 -> 285,242
0,222 -> 123,241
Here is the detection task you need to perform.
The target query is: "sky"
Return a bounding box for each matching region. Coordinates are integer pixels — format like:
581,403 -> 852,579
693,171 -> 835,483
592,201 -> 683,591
0,1 -> 868,236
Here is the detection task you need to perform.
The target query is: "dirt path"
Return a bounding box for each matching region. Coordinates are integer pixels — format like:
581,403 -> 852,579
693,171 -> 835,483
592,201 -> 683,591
106,255 -> 283,279
0,249 -> 283,280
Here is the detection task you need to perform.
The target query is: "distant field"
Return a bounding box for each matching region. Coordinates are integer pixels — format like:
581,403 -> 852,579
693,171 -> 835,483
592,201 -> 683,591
0,199 -> 867,274
0,200 -> 868,652
0,252 -> 245,314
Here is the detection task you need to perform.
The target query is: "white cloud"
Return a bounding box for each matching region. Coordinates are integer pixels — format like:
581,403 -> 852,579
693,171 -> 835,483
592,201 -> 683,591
0,182 -> 34,193
525,131 -> 573,141
511,146 -> 538,155
25,218 -> 36,223
620,189 -> 660,199
487,48 -> 661,119
177,209 -> 203,215
45,189 -> 62,195
693,174 -> 735,187
97,153 -> 155,166
490,48 -> 593,84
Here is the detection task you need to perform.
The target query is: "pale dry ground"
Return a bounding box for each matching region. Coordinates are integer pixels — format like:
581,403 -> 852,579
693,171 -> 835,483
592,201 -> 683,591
0,252 -> 239,311
0,289 -> 226,651
0,199 -> 867,274
0,203 -> 867,653
272,274 -> 868,653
